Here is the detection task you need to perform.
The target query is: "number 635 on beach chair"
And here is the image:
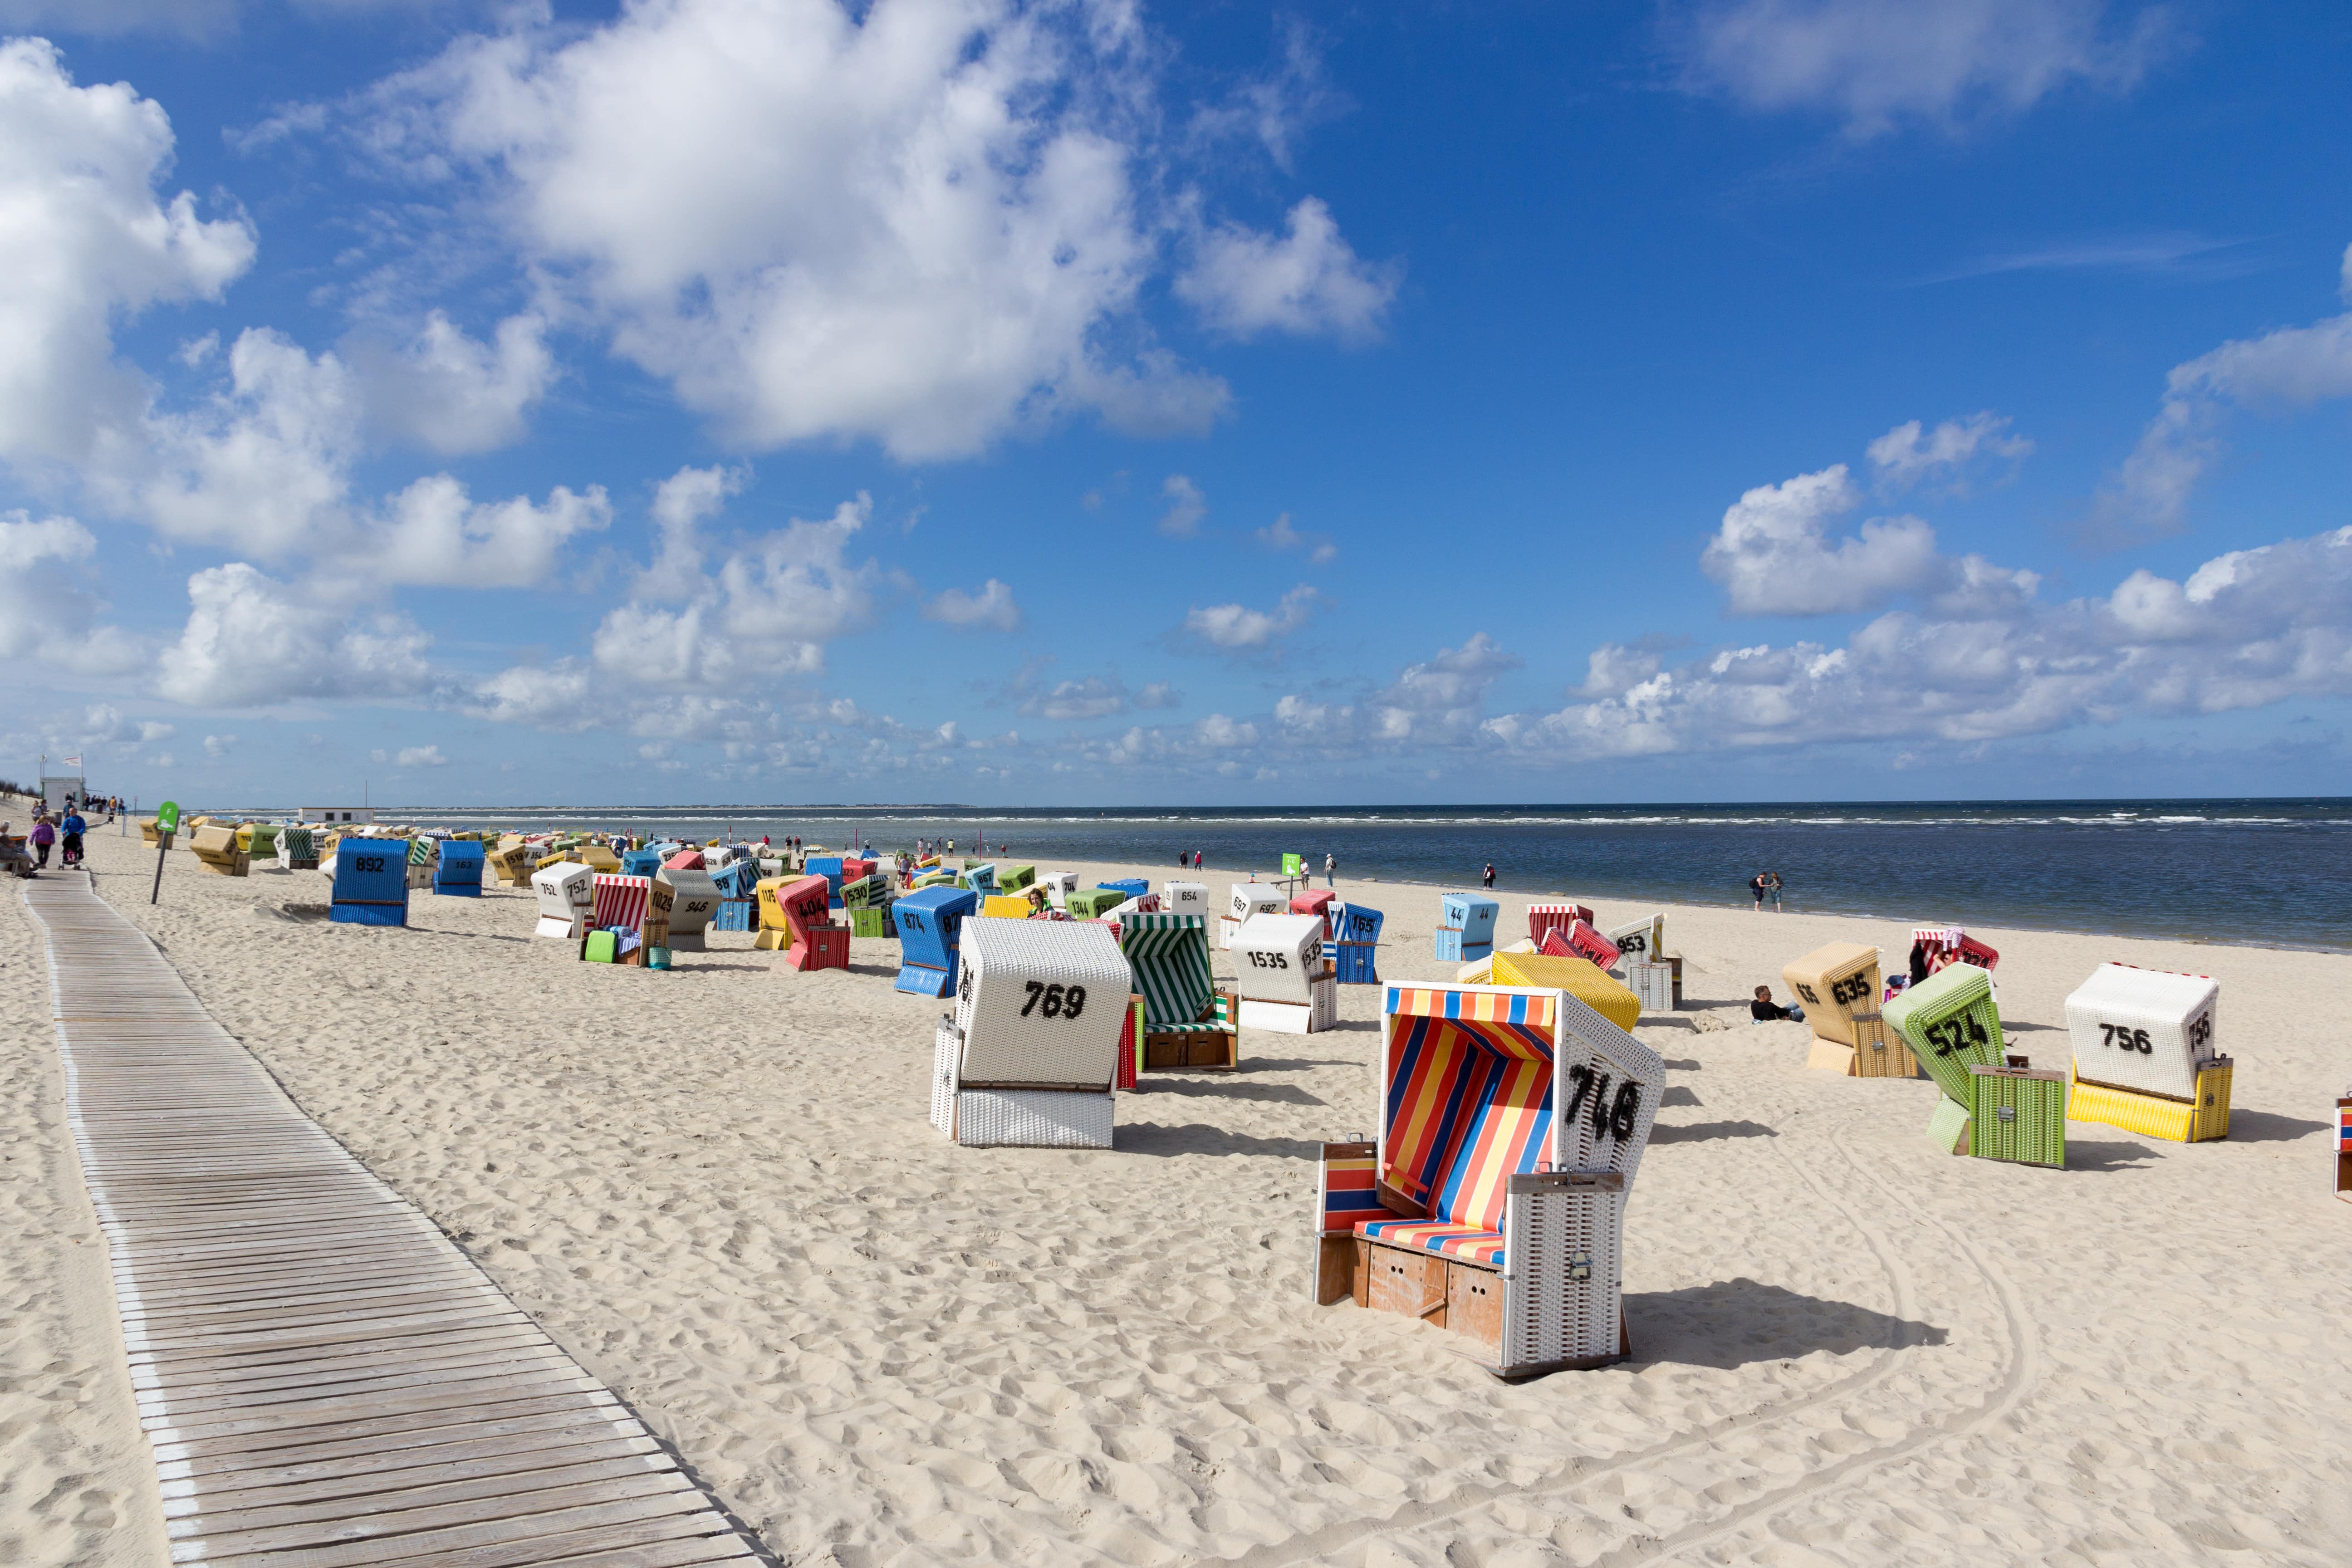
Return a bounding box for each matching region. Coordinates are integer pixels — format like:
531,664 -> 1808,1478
1310,982 -> 1664,1378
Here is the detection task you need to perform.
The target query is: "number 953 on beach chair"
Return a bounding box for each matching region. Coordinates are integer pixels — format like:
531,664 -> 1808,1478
1311,982 -> 1664,1379
931,918 -> 1129,1148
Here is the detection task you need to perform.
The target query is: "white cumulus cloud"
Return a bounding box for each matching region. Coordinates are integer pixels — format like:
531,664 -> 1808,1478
1157,474 -> 1206,539
1867,411 -> 2032,490
1700,464 -> 1944,616
156,564 -> 436,708
378,0 -> 1280,459
1177,197 -> 1398,342
1184,584 -> 1322,650
923,579 -> 1023,633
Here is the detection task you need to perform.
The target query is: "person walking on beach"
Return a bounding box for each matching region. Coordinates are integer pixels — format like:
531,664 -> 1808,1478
29,815 -> 54,869
60,806 -> 85,867
1481,861 -> 1495,890
1766,870 -> 1784,912
1325,852 -> 1336,887
1749,872 -> 1766,911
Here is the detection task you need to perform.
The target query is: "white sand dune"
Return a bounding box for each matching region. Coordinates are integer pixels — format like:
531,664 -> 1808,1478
5,815 -> 2350,1565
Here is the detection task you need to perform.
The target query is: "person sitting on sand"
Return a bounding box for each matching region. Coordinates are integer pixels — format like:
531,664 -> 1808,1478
1751,985 -> 1804,1023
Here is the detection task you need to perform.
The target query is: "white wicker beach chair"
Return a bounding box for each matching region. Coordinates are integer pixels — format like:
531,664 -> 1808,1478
1233,911 -> 1337,1033
931,918 -> 1128,1148
531,861 -> 595,940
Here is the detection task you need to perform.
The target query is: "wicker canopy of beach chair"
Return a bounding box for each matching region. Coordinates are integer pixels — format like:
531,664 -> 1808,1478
1886,962 -> 2014,1159
1310,982 -> 1663,1378
1037,870 -> 1079,909
932,918 -> 1129,1147
1526,901 -> 1593,949
1235,911 -> 1338,1033
275,824 -> 319,872
895,884 -> 978,997
530,860 -> 594,939
1161,879 -> 1209,917
1122,912 -> 1240,1071
330,838 -> 408,927
2063,962 -> 2230,1141
1784,941 -> 1914,1078
191,823 -> 248,877
1605,913 -> 1665,968
432,837 -> 485,896
1434,892 -> 1499,963
1331,901 -> 1384,984
1543,918 -> 1620,974
658,866 -> 721,951
1488,951 -> 1642,1037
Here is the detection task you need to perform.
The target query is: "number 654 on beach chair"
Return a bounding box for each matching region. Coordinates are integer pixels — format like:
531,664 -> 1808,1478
1311,983 -> 1664,1379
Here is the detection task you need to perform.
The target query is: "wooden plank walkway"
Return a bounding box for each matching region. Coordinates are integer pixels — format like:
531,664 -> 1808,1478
24,872 -> 767,1568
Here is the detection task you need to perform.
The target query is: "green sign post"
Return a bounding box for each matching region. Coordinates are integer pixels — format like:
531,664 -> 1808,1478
151,799 -> 179,904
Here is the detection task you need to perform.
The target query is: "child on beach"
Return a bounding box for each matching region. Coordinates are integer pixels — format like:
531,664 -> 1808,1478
29,816 -> 54,869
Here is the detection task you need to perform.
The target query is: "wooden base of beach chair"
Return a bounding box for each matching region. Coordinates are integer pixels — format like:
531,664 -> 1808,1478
1852,1017 -> 1922,1079
1805,1038 -> 1858,1074
1337,1237 -> 1630,1377
786,924 -> 851,972
1142,1029 -> 1238,1070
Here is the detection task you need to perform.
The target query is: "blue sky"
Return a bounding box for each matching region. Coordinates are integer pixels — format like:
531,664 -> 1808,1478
2,0 -> 2349,807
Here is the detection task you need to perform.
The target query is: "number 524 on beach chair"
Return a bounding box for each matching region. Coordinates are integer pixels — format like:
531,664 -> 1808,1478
1120,913 -> 1239,1072
1311,983 -> 1664,1379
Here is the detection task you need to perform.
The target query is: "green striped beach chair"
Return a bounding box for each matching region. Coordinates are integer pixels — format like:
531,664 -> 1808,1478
1121,913 -> 1240,1072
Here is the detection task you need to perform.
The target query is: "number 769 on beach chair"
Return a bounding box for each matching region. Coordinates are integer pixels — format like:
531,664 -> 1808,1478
1310,982 -> 1663,1379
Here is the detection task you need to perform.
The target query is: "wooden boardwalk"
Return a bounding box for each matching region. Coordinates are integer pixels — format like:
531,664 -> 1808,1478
24,872 -> 765,1568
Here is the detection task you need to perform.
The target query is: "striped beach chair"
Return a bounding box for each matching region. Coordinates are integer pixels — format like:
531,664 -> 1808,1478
2337,1096 -> 2352,1201
1122,913 -> 1239,1072
1310,982 -> 1662,1378
589,873 -> 671,966
1526,902 -> 1592,948
1540,920 -> 1620,974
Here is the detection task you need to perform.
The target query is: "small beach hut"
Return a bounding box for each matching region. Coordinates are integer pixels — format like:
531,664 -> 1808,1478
1310,981 -> 1664,1377
894,885 -> 978,997
931,917 -> 1127,1148
2063,963 -> 2230,1142
1123,912 -> 1239,1071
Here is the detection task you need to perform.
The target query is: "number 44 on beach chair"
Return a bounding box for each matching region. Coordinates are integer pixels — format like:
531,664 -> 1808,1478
1310,982 -> 1664,1379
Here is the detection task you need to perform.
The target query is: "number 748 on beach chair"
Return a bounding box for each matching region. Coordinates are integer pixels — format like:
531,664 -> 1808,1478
1310,982 -> 1663,1379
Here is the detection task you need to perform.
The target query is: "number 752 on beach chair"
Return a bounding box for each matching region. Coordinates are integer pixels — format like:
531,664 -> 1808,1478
1310,983 -> 1663,1379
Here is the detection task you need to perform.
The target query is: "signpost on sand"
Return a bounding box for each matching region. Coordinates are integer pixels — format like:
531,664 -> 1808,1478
151,799 -> 180,904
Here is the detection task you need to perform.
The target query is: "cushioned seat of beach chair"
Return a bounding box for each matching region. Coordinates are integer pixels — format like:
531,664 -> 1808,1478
1122,914 -> 1218,1028
1353,1218 -> 1507,1268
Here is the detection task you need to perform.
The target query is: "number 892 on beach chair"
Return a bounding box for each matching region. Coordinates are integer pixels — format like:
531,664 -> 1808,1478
1311,982 -> 1664,1379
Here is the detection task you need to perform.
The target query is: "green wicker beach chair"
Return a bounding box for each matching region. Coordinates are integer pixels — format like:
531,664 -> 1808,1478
1883,963 -> 2005,1104
1121,913 -> 1240,1071
1065,887 -> 1127,921
1968,1065 -> 2067,1167
997,864 -> 1035,893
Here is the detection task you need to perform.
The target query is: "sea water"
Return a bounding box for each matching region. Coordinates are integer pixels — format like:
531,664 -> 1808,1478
216,798 -> 2352,951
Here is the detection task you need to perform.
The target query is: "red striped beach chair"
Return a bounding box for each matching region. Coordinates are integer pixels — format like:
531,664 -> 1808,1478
1310,982 -> 1662,1378
1539,919 -> 1620,973
2337,1095 -> 2352,1200
587,873 -> 671,967
1527,902 -> 1592,949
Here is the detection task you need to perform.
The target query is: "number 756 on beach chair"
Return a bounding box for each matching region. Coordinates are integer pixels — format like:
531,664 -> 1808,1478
1310,983 -> 1663,1379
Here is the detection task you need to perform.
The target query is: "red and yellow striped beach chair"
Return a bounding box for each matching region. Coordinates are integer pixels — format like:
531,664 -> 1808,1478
1311,982 -> 1663,1378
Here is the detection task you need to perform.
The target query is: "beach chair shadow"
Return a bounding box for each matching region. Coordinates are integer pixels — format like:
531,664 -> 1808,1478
2058,1138 -> 2161,1172
1660,1085 -> 1702,1107
1649,1119 -> 1777,1143
2208,1109 -> 2327,1143
1245,1056 -> 1358,1071
1132,1079 -> 1328,1107
1622,1277 -> 1947,1368
1114,1122 -> 1323,1159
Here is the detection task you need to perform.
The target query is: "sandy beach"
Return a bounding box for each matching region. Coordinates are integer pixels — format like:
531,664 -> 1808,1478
5,812 -> 2350,1567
